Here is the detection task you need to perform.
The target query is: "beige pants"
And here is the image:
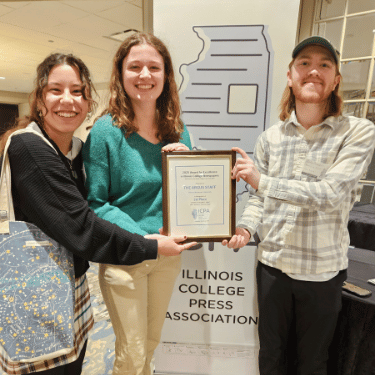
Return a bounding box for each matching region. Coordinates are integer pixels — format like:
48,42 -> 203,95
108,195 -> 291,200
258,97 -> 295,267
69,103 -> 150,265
99,255 -> 181,375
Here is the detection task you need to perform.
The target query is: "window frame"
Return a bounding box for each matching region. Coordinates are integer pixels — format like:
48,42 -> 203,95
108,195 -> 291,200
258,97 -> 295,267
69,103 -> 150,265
298,0 -> 375,202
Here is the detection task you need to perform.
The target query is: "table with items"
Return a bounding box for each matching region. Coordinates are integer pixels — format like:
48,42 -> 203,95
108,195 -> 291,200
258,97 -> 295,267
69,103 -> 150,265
328,246 -> 375,374
348,203 -> 375,251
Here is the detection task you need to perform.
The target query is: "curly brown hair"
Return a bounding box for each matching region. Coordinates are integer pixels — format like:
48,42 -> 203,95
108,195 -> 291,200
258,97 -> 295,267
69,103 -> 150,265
0,53 -> 97,153
106,32 -> 183,143
279,59 -> 342,121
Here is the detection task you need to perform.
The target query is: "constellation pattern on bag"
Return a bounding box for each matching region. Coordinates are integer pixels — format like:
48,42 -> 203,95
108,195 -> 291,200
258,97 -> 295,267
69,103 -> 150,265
0,222 -> 74,361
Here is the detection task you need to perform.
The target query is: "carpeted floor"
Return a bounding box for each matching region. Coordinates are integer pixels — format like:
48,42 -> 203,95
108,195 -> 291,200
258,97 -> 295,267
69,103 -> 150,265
82,263 -> 116,374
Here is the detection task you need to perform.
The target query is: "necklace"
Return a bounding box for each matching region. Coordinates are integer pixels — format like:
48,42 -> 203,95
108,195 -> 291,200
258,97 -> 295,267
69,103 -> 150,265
66,150 -> 78,179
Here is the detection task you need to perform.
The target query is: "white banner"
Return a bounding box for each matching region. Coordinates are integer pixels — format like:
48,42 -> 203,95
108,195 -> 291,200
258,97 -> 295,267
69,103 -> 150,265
164,243 -> 259,346
154,1 -> 300,373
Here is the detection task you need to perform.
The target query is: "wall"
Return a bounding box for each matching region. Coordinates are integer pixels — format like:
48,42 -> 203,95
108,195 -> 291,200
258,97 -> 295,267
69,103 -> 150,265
0,91 -> 28,106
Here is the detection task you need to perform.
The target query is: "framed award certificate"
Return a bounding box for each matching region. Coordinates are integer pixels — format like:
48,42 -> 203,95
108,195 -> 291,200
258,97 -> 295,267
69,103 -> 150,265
162,150 -> 236,242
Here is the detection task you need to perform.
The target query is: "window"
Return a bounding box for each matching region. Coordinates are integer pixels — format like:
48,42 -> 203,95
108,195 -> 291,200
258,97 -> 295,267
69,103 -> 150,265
312,0 -> 375,203
314,0 -> 375,120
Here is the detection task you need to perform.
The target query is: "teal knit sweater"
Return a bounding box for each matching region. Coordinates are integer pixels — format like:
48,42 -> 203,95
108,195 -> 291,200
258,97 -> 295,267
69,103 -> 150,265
82,114 -> 192,236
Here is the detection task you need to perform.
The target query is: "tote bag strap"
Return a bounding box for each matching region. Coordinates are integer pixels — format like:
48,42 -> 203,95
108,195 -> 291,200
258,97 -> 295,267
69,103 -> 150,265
0,125 -> 57,234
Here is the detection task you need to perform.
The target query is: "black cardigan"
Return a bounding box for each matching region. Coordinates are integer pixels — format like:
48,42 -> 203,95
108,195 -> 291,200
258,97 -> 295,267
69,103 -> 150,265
8,130 -> 158,278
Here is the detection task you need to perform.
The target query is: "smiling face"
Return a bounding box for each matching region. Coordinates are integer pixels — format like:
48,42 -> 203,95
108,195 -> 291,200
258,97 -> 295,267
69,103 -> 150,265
287,44 -> 340,106
41,64 -> 89,141
122,43 -> 165,106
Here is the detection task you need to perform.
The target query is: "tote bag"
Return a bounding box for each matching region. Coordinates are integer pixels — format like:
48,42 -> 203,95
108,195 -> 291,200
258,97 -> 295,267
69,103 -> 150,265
0,127 -> 75,363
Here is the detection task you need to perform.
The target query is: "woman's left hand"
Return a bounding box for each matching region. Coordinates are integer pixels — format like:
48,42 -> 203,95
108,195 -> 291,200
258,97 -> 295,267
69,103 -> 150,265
162,143 -> 189,152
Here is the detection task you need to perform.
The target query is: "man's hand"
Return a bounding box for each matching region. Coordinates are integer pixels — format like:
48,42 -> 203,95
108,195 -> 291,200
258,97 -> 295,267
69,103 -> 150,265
222,227 -> 251,249
162,143 -> 189,152
232,147 -> 260,190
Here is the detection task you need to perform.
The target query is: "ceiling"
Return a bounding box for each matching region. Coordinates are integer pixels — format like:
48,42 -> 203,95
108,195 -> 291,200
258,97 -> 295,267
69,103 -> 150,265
0,0 -> 144,96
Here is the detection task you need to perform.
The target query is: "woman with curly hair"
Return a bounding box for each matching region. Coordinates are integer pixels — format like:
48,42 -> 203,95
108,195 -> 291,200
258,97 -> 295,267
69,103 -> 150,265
1,52 -> 193,375
82,33 -> 193,375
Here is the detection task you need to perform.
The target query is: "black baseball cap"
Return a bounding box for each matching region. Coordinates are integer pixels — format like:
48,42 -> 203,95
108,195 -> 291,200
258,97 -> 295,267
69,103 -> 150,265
292,36 -> 340,64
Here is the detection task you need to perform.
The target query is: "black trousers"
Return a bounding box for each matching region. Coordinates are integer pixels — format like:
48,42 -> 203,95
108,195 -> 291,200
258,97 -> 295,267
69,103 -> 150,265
256,262 -> 347,375
35,341 -> 87,375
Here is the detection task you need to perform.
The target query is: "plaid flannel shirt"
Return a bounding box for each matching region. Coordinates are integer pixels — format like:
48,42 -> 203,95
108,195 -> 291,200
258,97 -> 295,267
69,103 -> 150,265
238,112 -> 375,275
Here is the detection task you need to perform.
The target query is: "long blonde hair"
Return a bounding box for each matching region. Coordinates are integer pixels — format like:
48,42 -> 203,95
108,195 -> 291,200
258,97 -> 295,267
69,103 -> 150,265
105,32 -> 183,143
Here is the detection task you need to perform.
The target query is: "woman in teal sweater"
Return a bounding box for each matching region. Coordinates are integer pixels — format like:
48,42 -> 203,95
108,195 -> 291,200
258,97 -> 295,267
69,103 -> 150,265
82,33 -> 194,375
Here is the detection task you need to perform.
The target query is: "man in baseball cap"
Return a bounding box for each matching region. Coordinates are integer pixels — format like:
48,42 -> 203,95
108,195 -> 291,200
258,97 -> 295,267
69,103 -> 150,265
292,35 -> 340,63
223,36 -> 375,374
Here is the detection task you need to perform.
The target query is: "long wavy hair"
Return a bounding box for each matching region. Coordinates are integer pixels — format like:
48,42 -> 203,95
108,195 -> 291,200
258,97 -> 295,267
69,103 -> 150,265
0,53 -> 96,153
279,58 -> 342,121
105,32 -> 183,142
